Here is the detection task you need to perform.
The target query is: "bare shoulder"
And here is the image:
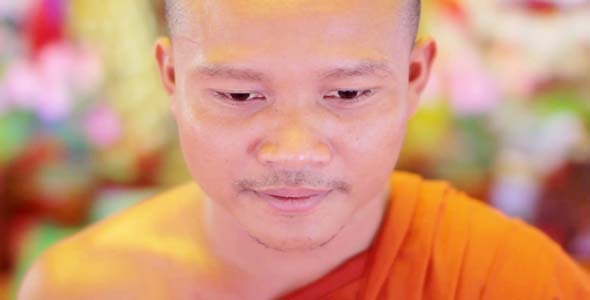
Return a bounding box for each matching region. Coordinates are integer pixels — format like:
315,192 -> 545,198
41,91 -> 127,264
18,182 -> 218,300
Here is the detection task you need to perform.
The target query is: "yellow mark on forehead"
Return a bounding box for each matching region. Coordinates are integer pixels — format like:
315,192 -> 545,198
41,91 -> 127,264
198,43 -> 387,64
314,44 -> 389,61
202,0 -> 397,18
229,0 -> 359,15
200,45 -> 269,64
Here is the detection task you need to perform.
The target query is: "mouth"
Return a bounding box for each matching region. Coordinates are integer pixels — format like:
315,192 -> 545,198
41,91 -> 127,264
253,188 -> 332,214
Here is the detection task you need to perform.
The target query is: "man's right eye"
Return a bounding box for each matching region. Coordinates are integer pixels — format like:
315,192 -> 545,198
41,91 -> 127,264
213,91 -> 266,102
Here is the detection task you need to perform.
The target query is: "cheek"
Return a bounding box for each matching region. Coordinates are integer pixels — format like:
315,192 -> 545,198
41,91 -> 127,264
347,120 -> 405,177
178,100 -> 245,160
338,99 -> 407,165
336,103 -> 407,195
176,115 -> 246,193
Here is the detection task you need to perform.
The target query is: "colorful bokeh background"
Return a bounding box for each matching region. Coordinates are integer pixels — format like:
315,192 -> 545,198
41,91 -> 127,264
1,0 -> 589,298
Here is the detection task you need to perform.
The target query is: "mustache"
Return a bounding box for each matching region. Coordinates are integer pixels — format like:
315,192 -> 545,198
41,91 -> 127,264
235,170 -> 351,193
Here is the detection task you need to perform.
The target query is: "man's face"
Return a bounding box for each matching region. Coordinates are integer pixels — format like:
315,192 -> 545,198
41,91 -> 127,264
156,0 -> 434,252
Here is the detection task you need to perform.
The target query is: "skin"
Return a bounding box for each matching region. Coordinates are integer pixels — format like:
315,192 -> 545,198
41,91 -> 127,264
18,1 -> 435,299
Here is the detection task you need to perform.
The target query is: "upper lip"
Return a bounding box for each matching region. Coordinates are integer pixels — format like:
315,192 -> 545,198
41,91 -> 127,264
254,187 -> 331,198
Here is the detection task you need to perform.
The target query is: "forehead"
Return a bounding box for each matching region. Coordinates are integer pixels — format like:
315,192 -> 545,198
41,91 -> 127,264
172,0 -> 408,70
174,0 -> 401,18
200,0 -> 397,17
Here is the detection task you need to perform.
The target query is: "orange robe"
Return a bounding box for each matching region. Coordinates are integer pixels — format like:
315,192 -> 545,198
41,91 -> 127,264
280,172 -> 590,299
19,172 -> 590,299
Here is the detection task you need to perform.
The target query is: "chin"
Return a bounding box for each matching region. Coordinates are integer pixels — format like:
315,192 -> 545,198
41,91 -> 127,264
248,234 -> 337,252
230,190 -> 356,252
244,222 -> 345,253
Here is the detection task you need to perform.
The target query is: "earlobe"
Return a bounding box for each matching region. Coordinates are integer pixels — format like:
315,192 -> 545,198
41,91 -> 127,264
155,37 -> 176,95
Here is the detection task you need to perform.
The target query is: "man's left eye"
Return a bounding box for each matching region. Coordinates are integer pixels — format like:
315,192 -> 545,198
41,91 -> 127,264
324,89 -> 374,101
214,91 -> 266,102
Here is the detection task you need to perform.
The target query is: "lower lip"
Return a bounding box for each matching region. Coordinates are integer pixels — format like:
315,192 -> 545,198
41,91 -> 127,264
255,191 -> 330,214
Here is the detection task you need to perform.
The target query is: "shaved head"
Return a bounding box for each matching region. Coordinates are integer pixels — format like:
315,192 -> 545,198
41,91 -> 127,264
164,0 -> 421,44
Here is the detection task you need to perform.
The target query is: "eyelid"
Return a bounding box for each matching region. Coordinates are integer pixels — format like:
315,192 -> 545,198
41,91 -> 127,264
215,90 -> 265,97
323,88 -> 377,100
325,88 -> 375,94
211,90 -> 267,102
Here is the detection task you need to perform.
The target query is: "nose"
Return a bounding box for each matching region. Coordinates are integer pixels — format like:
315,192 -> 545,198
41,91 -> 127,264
256,114 -> 332,168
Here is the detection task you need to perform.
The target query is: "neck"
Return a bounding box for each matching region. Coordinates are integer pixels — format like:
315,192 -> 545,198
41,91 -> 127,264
202,185 -> 391,299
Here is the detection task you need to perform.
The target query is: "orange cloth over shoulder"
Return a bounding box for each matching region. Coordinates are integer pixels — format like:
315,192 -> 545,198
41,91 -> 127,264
280,172 -> 590,300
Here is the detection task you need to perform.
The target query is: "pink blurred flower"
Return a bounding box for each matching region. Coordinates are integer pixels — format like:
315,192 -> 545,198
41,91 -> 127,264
2,42 -> 104,122
36,42 -> 103,120
0,85 -> 7,114
36,76 -> 69,121
2,59 -> 41,111
71,46 -> 103,95
83,104 -> 121,148
36,42 -> 76,121
447,55 -> 502,115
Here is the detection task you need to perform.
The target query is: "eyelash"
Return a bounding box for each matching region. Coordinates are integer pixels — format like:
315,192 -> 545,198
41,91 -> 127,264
212,91 -> 266,102
323,89 -> 376,102
212,89 -> 376,104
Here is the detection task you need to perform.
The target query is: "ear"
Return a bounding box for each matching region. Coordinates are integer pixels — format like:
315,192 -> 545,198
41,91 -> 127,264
406,39 -> 437,117
155,37 -> 179,115
155,37 -> 176,95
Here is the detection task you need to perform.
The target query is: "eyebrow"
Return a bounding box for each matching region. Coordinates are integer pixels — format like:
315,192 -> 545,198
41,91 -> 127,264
195,65 -> 267,81
193,60 -> 393,82
319,61 -> 394,79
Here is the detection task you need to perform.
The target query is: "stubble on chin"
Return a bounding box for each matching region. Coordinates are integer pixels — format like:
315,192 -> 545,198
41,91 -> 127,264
246,222 -> 347,253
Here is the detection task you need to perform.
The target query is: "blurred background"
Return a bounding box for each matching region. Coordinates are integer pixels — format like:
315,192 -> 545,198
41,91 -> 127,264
0,0 -> 589,298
